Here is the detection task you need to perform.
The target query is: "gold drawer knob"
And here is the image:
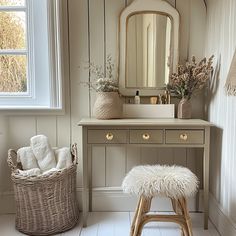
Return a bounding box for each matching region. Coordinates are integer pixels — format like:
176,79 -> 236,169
142,133 -> 150,140
180,133 -> 188,141
106,133 -> 114,141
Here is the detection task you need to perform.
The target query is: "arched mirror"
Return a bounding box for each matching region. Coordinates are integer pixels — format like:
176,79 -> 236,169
119,0 -> 179,96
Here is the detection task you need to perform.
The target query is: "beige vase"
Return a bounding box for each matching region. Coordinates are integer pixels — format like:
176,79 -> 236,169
177,98 -> 191,119
93,92 -> 122,119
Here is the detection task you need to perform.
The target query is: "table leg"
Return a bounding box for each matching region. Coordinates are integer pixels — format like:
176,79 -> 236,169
195,190 -> 200,212
82,127 -> 88,227
88,146 -> 92,212
203,127 -> 210,230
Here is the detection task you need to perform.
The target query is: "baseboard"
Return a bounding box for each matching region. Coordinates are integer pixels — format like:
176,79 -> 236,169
209,194 -> 236,236
0,187 -> 202,213
90,187 -> 202,212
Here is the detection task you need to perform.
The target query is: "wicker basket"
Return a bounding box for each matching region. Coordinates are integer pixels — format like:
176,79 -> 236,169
7,144 -> 79,236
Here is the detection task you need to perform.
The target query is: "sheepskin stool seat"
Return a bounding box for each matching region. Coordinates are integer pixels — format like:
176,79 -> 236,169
122,165 -> 198,236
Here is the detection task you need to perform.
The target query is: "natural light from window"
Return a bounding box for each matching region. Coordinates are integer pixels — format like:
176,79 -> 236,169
0,0 -> 63,110
0,0 -> 25,6
0,0 -> 27,94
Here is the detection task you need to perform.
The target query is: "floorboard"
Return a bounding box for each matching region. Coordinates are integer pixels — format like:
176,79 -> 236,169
0,212 -> 221,236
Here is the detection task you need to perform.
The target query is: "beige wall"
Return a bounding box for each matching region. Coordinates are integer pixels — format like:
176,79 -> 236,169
205,0 -> 236,235
0,0 -> 207,212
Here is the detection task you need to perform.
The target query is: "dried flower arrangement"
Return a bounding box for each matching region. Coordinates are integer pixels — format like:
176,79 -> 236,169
167,55 -> 214,100
83,55 -> 119,93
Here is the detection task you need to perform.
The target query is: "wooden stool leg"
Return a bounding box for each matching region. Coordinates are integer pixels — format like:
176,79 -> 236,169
131,196 -> 192,236
132,196 -> 151,236
143,197 -> 152,213
178,198 -> 193,236
181,225 -> 189,236
136,197 -> 152,235
130,197 -> 142,236
171,198 -> 185,236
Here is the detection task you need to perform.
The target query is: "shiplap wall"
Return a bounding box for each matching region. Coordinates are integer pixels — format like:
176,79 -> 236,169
205,0 -> 236,234
0,0 -> 206,212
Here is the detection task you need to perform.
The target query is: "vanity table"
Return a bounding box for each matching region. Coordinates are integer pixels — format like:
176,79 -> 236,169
78,118 -> 212,229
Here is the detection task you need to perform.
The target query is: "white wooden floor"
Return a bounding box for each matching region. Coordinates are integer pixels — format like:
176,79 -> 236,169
0,212 -> 220,236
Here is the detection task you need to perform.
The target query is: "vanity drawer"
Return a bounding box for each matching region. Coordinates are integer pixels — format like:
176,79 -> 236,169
165,130 -> 204,144
129,129 -> 163,144
88,130 -> 128,144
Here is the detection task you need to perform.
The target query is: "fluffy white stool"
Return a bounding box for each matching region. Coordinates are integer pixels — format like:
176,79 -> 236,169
122,165 -> 198,236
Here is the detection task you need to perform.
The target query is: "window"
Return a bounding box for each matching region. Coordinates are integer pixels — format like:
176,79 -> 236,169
0,0 -> 63,110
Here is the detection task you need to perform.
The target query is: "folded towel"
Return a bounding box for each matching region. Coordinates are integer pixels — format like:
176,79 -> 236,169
30,135 -> 56,172
18,168 -> 41,177
17,147 -> 39,170
42,168 -> 59,176
55,147 -> 72,169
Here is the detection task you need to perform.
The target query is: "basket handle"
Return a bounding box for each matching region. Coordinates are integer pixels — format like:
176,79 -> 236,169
7,149 -> 18,172
71,143 -> 78,165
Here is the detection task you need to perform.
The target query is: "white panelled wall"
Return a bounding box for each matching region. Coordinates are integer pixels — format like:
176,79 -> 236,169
0,0 -> 207,214
205,0 -> 236,235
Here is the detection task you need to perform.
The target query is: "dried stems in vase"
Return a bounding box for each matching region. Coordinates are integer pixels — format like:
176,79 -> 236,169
167,55 -> 214,100
82,55 -> 119,93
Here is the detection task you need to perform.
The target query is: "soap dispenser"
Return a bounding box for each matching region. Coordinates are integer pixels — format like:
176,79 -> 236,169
165,88 -> 171,104
134,90 -> 140,104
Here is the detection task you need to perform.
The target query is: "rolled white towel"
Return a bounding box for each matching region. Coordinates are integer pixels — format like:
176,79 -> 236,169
30,135 -> 56,172
18,168 -> 41,177
17,147 -> 39,170
55,147 -> 72,169
42,168 -> 58,176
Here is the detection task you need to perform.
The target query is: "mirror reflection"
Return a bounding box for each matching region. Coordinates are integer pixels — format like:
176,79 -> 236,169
126,12 -> 172,88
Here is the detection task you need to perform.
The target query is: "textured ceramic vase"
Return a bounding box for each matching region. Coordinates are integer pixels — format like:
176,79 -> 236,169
93,92 -> 122,119
177,98 -> 191,119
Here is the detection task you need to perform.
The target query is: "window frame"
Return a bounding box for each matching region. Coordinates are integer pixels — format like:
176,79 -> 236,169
0,0 -> 65,113
0,2 -> 31,97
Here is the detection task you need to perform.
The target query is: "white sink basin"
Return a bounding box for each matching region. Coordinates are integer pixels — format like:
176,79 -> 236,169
122,104 -> 175,118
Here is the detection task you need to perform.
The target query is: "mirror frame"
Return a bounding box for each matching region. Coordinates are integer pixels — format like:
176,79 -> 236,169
119,0 -> 180,96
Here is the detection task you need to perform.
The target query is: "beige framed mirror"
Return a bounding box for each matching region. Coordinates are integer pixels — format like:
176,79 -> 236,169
119,0 -> 179,96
